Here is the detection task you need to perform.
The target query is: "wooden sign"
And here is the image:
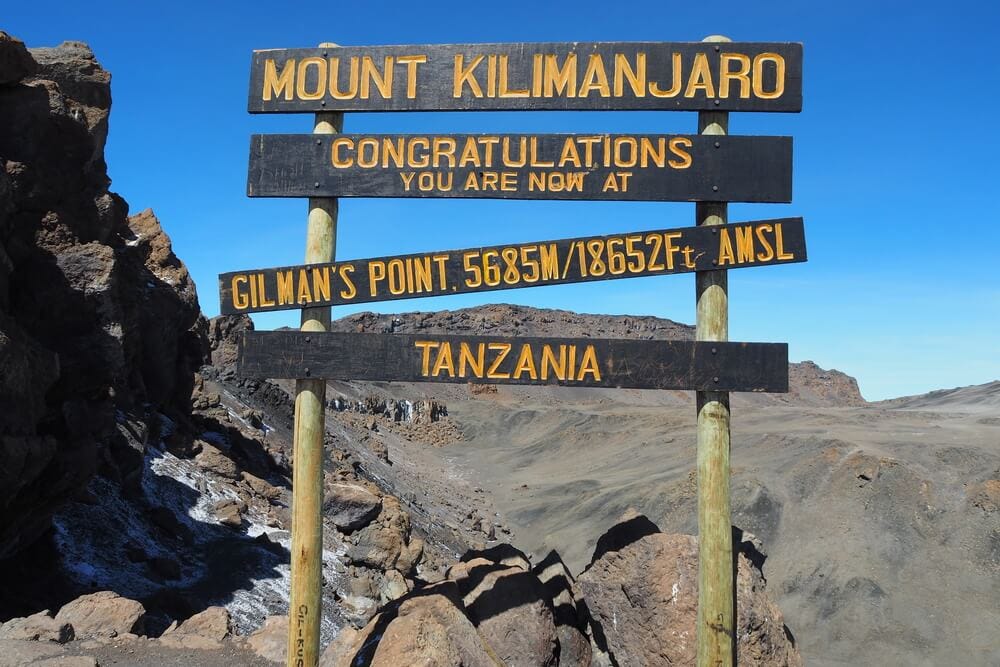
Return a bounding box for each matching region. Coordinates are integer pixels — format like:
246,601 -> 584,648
219,217 -> 806,315
248,42 -> 802,114
238,331 -> 788,393
247,133 -> 792,202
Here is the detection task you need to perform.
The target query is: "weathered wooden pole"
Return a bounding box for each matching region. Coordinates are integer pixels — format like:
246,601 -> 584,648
286,43 -> 342,667
695,34 -> 735,667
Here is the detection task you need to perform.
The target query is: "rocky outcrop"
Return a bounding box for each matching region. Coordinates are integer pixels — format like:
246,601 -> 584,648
0,37 -> 208,559
323,513 -> 797,667
323,583 -> 500,667
576,510 -> 801,666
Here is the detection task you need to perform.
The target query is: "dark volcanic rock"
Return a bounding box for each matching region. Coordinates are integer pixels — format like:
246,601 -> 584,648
0,32 -> 36,85
0,37 -> 208,559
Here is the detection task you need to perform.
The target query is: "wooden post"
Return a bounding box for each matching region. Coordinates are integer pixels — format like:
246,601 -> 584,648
696,34 -> 734,667
286,43 -> 343,667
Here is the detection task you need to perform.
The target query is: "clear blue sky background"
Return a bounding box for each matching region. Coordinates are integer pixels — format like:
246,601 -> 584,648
6,0 -> 998,400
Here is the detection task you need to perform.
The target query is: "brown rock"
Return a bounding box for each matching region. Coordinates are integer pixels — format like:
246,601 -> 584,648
575,512 -> 801,667
195,441 -> 241,479
321,582 -> 498,667
450,561 -> 558,667
533,551 -> 591,667
0,32 -> 37,84
339,594 -> 378,627
244,614 -> 287,663
212,498 -> 246,528
160,606 -> 231,650
242,471 -> 281,501
394,536 -> 424,575
346,495 -> 410,570
324,482 -> 381,532
207,314 -> 253,368
0,609 -> 73,643
967,479 -> 1000,513
379,569 -> 409,603
54,591 -> 146,639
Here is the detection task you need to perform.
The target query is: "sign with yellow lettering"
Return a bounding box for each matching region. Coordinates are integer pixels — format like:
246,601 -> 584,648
218,218 -> 806,315
237,331 -> 789,392
248,42 -> 802,113
247,133 -> 792,202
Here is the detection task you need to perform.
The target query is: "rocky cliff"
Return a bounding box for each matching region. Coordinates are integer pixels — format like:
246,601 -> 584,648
0,33 -> 207,559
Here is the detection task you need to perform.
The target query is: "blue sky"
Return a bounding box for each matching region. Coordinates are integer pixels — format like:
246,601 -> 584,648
6,0 -> 998,400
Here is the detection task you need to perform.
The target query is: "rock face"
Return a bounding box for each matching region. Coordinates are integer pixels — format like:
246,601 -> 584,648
0,37 -> 207,558
576,511 -> 801,667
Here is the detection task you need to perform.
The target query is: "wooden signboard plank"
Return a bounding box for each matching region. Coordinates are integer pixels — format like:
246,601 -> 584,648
248,42 -> 802,114
247,133 -> 792,202
237,331 -> 789,393
219,218 -> 806,315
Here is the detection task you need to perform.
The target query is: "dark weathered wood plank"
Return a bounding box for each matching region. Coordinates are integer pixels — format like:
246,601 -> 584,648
248,42 -> 802,113
237,332 -> 789,393
247,133 -> 792,202
219,218 -> 806,315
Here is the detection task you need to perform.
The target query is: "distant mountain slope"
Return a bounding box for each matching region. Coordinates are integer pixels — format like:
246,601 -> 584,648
879,380 -> 1000,412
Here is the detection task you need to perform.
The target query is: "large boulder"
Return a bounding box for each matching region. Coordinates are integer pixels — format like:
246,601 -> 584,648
321,582 -> 499,667
324,482 -> 381,532
54,591 -> 145,639
576,511 -> 801,666
448,558 -> 558,666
